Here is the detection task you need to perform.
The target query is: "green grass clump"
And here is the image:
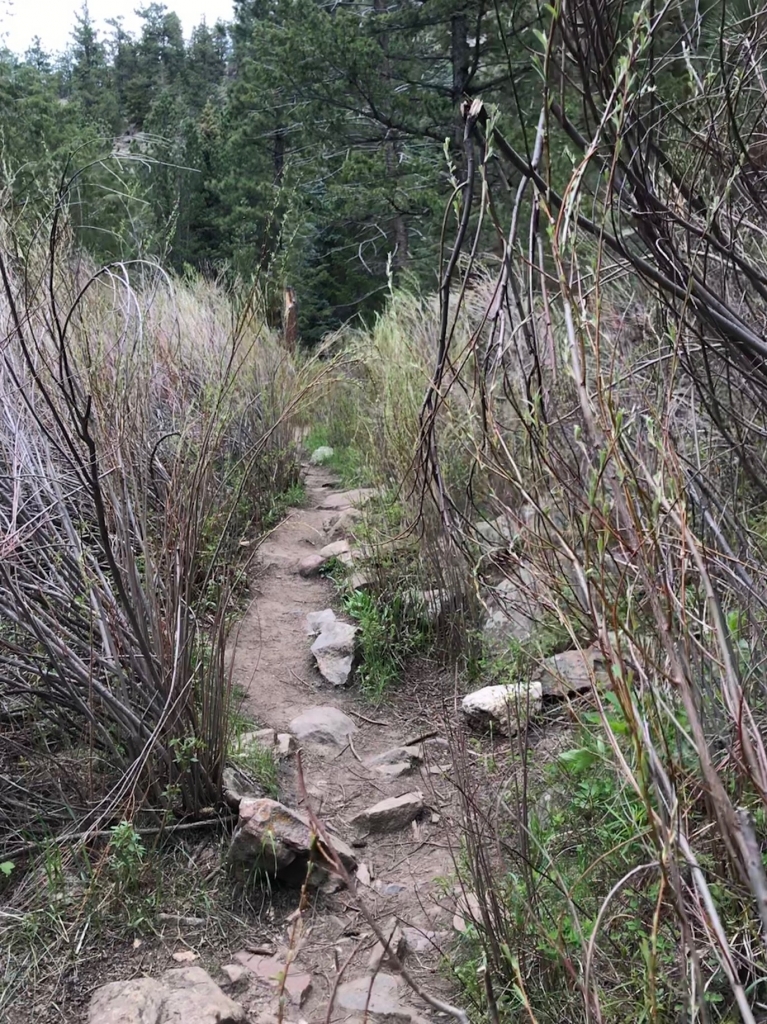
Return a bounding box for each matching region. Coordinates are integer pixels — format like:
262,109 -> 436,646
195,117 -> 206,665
343,588 -> 430,702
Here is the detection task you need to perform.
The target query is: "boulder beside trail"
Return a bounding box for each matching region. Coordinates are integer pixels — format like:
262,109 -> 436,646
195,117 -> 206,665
288,705 -> 357,749
306,608 -> 337,635
309,445 -> 334,465
229,797 -> 357,883
311,619 -> 357,686
88,966 -> 246,1024
350,792 -> 424,833
461,681 -> 543,736
539,645 -> 610,695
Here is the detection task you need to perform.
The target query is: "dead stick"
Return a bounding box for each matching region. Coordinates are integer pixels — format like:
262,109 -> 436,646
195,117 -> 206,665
346,709 -> 389,727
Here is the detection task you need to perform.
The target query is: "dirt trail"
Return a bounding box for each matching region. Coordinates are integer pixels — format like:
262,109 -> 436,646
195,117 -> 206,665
231,463 -> 461,1023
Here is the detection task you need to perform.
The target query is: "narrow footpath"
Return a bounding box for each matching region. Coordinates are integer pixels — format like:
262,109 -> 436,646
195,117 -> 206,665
229,463 -> 463,1023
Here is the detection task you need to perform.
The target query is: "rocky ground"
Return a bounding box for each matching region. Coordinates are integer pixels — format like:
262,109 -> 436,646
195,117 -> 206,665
84,461 -> 607,1024
87,465 -> 469,1024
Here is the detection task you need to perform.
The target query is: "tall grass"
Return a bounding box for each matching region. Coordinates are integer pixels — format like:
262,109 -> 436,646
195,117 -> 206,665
0,209 -> 307,869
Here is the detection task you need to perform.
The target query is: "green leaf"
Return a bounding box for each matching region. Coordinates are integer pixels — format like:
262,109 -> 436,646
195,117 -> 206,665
558,747 -> 599,773
0,861 -> 15,877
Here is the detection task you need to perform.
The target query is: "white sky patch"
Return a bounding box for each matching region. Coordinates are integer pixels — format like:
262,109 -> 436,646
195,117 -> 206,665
0,0 -> 235,56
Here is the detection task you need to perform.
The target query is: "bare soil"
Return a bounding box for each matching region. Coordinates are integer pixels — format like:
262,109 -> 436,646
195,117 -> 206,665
228,463 -> 463,1022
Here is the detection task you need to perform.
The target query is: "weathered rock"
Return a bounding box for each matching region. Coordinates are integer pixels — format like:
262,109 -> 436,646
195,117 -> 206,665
539,645 -> 610,696
350,792 -> 424,833
318,488 -> 378,511
324,507 -> 362,541
461,681 -> 542,736
367,745 -> 422,768
288,706 -> 357,749
229,797 -> 357,883
298,553 -> 325,578
309,445 -> 334,465
88,966 -> 246,1024
318,538 -> 351,559
336,974 -> 407,1015
220,964 -> 248,987
276,733 -> 297,757
368,918 -> 407,971
222,765 -> 263,810
311,620 -> 357,686
237,728 -> 276,750
356,862 -> 372,886
233,952 -> 312,1006
306,609 -> 336,635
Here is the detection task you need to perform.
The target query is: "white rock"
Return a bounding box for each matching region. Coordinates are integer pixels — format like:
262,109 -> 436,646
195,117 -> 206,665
88,966 -> 247,1024
311,620 -> 357,686
306,609 -> 336,636
309,445 -> 334,465
350,792 -> 424,833
461,681 -> 542,735
288,706 -> 357,749
276,733 -> 297,756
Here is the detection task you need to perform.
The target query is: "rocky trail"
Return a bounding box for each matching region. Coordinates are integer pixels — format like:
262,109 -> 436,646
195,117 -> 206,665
218,463 -> 462,1024
88,463 -> 469,1024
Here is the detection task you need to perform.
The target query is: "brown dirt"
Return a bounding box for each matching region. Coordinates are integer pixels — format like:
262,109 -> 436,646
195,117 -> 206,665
228,463 -> 463,1022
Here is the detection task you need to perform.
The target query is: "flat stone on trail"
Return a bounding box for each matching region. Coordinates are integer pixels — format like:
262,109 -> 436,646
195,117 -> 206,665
318,538 -> 351,559
306,608 -> 336,635
276,732 -> 297,756
350,792 -> 424,833
298,553 -> 325,578
461,681 -> 542,736
318,487 -> 378,511
88,966 -> 246,1024
311,620 -> 357,686
229,797 -> 357,882
336,973 -> 410,1016
289,706 -> 357,749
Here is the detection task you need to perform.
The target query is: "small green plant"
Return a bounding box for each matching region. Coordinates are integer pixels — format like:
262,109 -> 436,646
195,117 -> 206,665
344,588 -> 429,701
230,727 -> 280,797
107,821 -> 146,893
0,861 -> 14,877
264,481 -> 307,528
